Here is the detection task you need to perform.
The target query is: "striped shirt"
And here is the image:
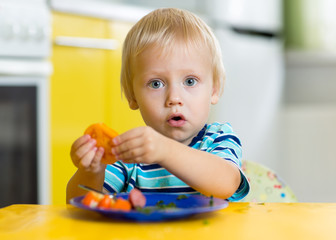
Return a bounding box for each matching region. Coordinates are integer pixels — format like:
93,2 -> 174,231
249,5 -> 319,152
103,122 -> 250,201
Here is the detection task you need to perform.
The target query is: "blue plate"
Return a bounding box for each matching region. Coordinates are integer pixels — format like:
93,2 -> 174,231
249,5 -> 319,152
70,193 -> 228,222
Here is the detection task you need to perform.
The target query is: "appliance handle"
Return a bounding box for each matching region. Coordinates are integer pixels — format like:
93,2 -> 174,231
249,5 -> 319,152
0,60 -> 52,76
54,36 -> 119,50
230,26 -> 278,38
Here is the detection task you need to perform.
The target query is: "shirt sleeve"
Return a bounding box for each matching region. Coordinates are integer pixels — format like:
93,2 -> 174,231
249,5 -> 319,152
199,122 -> 250,201
103,161 -> 130,193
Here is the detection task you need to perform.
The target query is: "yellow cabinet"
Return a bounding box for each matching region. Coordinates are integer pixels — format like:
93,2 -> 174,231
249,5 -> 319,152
50,12 -> 144,204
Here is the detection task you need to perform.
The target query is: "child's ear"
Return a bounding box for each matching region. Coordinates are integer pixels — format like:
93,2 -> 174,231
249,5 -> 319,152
129,98 -> 139,110
211,87 -> 220,105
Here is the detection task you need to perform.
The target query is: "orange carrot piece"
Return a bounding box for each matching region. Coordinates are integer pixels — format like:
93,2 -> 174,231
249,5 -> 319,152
110,198 -> 132,211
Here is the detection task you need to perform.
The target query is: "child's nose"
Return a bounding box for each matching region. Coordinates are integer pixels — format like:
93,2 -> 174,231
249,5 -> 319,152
166,97 -> 183,107
165,88 -> 183,107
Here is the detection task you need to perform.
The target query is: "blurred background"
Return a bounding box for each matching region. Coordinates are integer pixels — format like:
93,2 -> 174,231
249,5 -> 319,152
0,0 -> 335,206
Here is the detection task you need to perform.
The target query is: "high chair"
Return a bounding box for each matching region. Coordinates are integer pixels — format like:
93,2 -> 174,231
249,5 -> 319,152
240,160 -> 297,202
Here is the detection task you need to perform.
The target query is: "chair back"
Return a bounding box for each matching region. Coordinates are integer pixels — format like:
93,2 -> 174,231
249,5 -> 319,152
240,160 -> 297,202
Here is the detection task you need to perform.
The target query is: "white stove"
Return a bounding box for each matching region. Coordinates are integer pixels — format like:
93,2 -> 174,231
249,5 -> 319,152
0,0 -> 52,206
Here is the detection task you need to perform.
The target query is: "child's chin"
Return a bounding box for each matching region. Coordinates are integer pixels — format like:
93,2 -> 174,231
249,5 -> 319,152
169,133 -> 194,145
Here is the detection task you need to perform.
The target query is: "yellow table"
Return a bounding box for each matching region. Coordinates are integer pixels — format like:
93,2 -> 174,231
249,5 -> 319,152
1,203 -> 335,240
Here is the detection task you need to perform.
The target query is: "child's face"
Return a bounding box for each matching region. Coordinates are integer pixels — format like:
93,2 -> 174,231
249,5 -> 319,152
130,42 -> 219,145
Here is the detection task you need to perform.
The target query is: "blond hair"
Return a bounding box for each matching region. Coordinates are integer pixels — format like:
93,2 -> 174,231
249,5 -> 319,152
120,8 -> 225,103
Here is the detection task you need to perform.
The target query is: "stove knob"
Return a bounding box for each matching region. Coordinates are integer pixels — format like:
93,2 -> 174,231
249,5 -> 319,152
28,25 -> 37,40
11,23 -> 21,39
18,24 -> 29,40
34,26 -> 46,41
0,22 -> 15,39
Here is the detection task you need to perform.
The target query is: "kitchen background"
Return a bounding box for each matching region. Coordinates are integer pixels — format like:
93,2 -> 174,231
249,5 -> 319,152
0,0 -> 335,206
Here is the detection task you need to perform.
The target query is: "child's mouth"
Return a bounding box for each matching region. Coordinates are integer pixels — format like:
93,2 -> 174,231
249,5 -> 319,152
167,114 -> 186,127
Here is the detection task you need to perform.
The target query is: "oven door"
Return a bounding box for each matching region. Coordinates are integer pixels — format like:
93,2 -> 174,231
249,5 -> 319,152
0,59 -> 52,206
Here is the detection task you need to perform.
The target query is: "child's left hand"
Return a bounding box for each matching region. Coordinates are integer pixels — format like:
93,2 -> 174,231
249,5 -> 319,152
111,126 -> 170,164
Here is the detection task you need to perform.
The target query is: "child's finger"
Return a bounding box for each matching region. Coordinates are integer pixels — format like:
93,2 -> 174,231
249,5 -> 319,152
112,137 -> 144,156
78,147 -> 97,169
71,134 -> 91,150
91,147 -> 105,167
70,135 -> 92,162
113,126 -> 148,145
73,138 -> 96,160
117,146 -> 146,162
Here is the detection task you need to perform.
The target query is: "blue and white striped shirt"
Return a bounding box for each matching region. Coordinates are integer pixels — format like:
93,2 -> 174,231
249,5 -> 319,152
104,122 -> 250,201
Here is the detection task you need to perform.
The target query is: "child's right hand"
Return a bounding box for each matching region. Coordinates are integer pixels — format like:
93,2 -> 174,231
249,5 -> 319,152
70,134 -> 106,173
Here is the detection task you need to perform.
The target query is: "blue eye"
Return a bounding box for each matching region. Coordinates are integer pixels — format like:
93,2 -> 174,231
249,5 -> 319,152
184,78 -> 197,87
149,80 -> 164,89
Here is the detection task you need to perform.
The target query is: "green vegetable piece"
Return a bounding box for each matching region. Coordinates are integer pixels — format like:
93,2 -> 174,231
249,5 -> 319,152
167,202 -> 177,208
203,219 -> 210,225
177,194 -> 188,200
135,206 -> 153,214
209,195 -> 214,206
155,200 -> 177,209
155,200 -> 165,208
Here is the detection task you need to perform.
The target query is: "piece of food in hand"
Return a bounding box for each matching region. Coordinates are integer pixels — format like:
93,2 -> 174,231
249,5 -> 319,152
129,188 -> 146,208
84,123 -> 118,164
81,191 -> 103,208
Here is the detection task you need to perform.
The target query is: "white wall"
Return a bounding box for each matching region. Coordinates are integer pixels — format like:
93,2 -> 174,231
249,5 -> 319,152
280,105 -> 336,202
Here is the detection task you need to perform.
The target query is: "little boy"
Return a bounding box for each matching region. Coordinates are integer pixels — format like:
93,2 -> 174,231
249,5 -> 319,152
66,8 -> 249,203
